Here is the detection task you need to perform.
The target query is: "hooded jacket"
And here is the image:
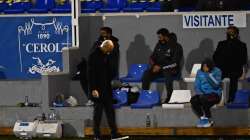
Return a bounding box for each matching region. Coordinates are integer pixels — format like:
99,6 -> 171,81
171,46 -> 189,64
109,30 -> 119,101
150,40 -> 183,73
195,67 -> 222,95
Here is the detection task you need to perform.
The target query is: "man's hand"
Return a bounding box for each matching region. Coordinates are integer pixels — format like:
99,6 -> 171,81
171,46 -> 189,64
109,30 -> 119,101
240,66 -> 248,80
152,65 -> 161,73
92,90 -> 99,98
239,72 -> 246,80
149,58 -> 154,65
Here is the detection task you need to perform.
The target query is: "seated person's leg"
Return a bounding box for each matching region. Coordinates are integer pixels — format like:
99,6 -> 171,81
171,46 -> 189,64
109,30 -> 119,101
199,94 -> 220,118
162,70 -> 177,103
190,95 -> 204,118
142,69 -> 161,90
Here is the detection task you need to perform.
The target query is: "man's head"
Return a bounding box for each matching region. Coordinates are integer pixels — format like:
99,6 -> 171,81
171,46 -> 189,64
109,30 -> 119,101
99,40 -> 114,54
157,28 -> 169,44
169,32 -> 177,43
201,58 -> 215,73
100,27 -> 112,40
226,26 -> 239,40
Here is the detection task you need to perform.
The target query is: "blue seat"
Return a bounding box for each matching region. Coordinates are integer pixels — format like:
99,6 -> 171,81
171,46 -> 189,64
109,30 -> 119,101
22,1 -> 33,10
246,5 -> 250,10
131,90 -> 160,108
81,0 -> 103,13
99,0 -> 125,13
145,2 -> 160,12
113,90 -> 128,108
247,77 -> 250,83
0,2 -> 8,12
177,6 -> 195,12
227,90 -> 250,109
120,64 -> 149,83
51,1 -> 71,13
53,103 -> 65,107
28,0 -> 55,13
4,2 -> 32,14
123,1 -> 149,12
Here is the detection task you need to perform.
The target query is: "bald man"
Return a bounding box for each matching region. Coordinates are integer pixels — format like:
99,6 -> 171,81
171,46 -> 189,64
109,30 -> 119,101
88,40 -> 128,140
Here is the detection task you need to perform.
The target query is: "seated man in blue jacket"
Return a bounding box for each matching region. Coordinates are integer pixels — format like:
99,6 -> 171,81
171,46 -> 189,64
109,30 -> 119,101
191,58 -> 222,128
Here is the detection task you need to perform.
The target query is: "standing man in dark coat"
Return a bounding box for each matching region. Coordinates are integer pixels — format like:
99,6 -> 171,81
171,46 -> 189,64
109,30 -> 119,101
88,40 -> 128,140
91,27 -> 120,79
142,28 -> 183,103
83,27 -> 120,106
213,26 -> 248,103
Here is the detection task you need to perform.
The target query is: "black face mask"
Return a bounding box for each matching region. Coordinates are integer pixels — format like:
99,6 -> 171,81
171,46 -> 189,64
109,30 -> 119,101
98,36 -> 107,42
227,33 -> 237,40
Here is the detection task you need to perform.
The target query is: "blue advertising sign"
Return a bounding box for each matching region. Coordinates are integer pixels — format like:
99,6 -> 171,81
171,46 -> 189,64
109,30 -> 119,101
0,16 -> 72,79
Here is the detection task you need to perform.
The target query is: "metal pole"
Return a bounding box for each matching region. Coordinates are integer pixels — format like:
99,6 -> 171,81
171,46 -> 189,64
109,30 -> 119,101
71,0 -> 81,47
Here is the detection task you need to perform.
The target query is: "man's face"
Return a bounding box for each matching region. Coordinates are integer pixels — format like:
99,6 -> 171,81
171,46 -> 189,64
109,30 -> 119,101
100,30 -> 109,40
100,40 -> 114,54
202,64 -> 209,73
226,28 -> 237,39
158,34 -> 168,44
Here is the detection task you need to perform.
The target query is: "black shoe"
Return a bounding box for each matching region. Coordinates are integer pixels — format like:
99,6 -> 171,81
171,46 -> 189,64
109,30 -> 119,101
111,134 -> 129,140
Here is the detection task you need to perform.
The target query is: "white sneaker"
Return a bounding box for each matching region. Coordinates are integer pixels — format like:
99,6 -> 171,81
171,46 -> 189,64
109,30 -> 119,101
85,100 -> 94,106
202,121 -> 213,128
197,117 -> 214,128
197,117 -> 209,128
111,135 -> 129,140
202,120 -> 214,128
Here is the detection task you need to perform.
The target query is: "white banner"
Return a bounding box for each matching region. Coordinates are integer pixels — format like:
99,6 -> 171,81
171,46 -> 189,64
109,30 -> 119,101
183,12 -> 247,28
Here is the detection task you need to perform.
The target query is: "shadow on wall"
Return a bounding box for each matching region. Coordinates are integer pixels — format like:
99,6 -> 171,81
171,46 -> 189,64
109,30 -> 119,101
79,16 -> 104,58
185,38 -> 215,73
126,34 -> 152,69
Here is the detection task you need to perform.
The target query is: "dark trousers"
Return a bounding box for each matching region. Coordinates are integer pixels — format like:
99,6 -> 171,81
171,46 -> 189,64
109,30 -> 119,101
142,69 -> 180,103
191,94 -> 220,118
93,95 -> 117,137
222,72 -> 241,103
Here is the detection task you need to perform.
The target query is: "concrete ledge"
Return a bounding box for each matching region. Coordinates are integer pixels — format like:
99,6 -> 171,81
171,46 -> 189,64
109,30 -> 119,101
84,127 -> 250,136
175,127 -> 250,136
84,127 -> 174,136
3,127 -> 250,137
1,106 -> 249,137
41,72 -> 69,76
